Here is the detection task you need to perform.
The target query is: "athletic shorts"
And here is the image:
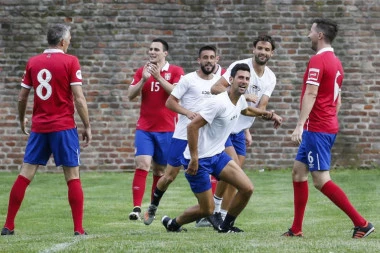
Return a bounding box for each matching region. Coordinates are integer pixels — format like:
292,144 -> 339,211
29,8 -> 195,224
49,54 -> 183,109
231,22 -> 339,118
166,138 -> 188,167
225,136 -> 232,148
229,131 -> 246,156
295,130 -> 337,171
24,128 -> 80,167
182,151 -> 231,193
134,130 -> 173,165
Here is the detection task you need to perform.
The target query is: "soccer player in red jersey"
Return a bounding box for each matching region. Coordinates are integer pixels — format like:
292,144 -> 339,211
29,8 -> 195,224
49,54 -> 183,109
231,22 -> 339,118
282,18 -> 374,239
1,24 -> 92,236
127,39 -> 184,220
142,45 -> 223,227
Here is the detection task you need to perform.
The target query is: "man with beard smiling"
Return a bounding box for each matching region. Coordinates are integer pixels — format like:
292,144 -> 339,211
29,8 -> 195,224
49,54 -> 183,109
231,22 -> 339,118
161,63 -> 282,233
208,35 -> 278,228
127,38 -> 184,221
143,45 -> 222,226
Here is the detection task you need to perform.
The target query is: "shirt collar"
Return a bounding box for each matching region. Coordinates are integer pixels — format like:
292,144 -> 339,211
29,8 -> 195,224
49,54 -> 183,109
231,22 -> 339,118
316,47 -> 334,55
43,49 -> 65,54
161,61 -> 169,71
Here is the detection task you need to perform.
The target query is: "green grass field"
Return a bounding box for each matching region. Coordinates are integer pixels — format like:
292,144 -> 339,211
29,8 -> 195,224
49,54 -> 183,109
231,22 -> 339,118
0,169 -> 379,252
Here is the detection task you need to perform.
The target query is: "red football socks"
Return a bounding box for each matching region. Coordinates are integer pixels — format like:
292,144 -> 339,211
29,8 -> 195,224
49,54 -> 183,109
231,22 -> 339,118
211,176 -> 218,195
321,180 -> 366,227
291,181 -> 308,233
132,169 -> 148,207
4,175 -> 31,230
67,179 -> 84,234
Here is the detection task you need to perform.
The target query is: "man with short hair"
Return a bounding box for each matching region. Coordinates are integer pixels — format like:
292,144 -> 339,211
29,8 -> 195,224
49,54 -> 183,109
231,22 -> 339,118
1,24 -> 91,236
161,63 -> 282,233
127,38 -> 184,220
143,45 -> 222,226
209,35 -> 277,227
282,18 -> 374,239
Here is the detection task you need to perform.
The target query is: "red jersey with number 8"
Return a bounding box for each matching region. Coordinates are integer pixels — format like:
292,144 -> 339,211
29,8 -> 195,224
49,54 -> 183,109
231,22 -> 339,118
301,47 -> 344,134
21,49 -> 82,133
130,62 -> 184,132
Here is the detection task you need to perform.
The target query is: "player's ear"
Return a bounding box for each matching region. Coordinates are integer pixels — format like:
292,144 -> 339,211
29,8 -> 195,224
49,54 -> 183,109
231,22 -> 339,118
270,49 -> 274,57
318,32 -> 324,40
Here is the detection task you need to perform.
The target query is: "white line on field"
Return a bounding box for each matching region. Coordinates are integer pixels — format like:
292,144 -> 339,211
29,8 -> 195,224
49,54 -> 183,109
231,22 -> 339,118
40,237 -> 88,253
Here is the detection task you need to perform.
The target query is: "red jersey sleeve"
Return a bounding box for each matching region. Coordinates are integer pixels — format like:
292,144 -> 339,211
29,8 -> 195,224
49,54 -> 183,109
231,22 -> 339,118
130,67 -> 144,86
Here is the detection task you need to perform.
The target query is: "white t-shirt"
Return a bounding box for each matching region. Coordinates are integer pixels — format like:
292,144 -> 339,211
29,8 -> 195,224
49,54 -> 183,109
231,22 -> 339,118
171,71 -> 220,140
184,91 -> 248,159
222,58 -> 276,133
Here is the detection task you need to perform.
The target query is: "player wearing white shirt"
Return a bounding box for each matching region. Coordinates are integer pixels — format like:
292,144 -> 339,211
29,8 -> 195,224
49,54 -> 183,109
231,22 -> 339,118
208,35 -> 278,228
225,59 -> 276,134
182,90 -> 247,159
171,71 -> 217,140
161,63 -> 282,233
143,46 -> 220,225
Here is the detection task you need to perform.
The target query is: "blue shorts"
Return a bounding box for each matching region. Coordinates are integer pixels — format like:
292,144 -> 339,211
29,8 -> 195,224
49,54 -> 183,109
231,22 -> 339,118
295,131 -> 337,171
229,131 -> 246,156
24,128 -> 80,167
225,136 -> 232,148
167,138 -> 188,167
182,151 -> 231,193
134,130 -> 173,165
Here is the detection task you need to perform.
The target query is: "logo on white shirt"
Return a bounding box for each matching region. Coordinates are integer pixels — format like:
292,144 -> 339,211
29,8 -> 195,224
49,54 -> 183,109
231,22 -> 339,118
230,114 -> 238,121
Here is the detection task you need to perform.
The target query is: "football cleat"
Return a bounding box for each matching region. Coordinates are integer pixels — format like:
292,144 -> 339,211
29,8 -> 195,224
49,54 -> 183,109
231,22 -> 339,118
282,228 -> 303,237
1,227 -> 14,236
143,204 -> 157,225
74,231 -> 88,236
129,206 -> 141,221
207,212 -> 224,230
352,222 -> 375,239
217,225 -> 244,233
161,216 -> 187,232
195,217 -> 212,228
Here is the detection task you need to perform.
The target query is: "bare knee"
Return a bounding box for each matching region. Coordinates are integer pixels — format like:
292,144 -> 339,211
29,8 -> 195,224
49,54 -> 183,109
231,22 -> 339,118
241,182 -> 254,197
152,162 -> 166,177
292,161 -> 309,182
63,166 -> 80,182
199,205 -> 214,217
311,171 -> 331,190
233,180 -> 254,200
19,163 -> 39,181
161,174 -> 176,186
312,177 -> 327,190
135,156 -> 152,171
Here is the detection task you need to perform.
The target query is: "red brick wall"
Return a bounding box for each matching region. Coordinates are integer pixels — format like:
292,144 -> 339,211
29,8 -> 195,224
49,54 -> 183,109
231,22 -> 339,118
1,0 -> 379,171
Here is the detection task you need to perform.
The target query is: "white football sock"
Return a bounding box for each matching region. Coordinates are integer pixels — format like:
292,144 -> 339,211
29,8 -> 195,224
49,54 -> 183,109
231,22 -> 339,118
213,195 -> 223,213
220,209 -> 227,220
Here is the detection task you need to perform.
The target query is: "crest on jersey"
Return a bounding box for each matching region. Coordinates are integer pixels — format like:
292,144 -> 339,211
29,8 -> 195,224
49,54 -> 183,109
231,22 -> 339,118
76,70 -> 82,80
308,68 -> 320,81
164,73 -> 171,80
